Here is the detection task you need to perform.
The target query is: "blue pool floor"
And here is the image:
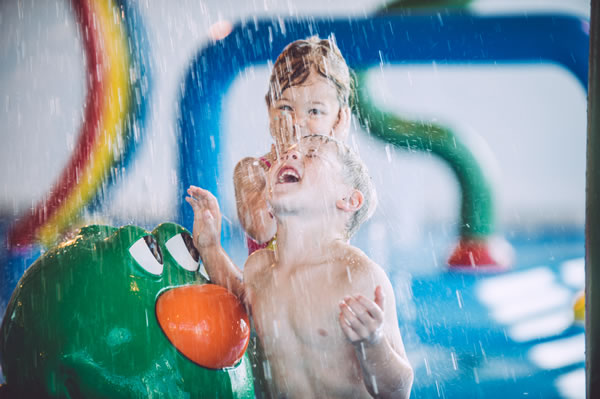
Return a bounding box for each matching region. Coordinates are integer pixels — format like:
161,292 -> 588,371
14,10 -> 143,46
224,222 -> 586,398
382,227 -> 586,399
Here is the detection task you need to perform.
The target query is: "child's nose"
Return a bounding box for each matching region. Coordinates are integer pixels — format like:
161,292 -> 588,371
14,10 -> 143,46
292,113 -> 307,128
284,149 -> 300,161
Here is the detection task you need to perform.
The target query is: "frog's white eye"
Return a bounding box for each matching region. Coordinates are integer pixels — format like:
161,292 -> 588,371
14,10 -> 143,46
166,233 -> 200,272
129,235 -> 163,275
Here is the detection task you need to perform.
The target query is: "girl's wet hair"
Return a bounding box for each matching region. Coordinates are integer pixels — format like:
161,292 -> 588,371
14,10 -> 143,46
266,36 -> 355,108
301,135 -> 377,239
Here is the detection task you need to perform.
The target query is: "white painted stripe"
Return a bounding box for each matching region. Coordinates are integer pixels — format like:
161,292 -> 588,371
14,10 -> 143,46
561,258 -> 585,289
555,368 -> 585,399
476,267 -> 555,306
528,333 -> 585,370
491,285 -> 571,324
508,309 -> 573,342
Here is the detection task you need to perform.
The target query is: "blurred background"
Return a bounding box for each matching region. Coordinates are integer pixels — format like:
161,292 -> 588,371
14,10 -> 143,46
0,0 -> 589,239
0,0 -> 591,398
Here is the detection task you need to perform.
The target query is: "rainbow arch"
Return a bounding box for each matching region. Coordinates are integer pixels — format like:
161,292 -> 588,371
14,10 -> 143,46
7,0 -> 151,248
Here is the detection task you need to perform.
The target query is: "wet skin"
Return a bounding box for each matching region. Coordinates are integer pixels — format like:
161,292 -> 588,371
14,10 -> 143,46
0,223 -> 253,398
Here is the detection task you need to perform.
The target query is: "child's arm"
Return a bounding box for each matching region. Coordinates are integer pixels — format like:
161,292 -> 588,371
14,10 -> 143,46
234,112 -> 300,244
233,154 -> 277,244
185,186 -> 246,301
338,269 -> 414,399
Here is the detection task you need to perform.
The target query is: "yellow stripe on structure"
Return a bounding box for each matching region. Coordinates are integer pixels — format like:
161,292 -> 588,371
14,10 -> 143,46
38,0 -> 131,245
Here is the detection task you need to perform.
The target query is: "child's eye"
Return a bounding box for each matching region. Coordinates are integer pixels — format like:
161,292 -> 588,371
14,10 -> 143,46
308,108 -> 324,116
278,104 -> 293,112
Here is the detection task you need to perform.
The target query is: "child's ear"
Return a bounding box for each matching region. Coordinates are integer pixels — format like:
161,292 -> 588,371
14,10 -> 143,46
332,106 -> 351,140
336,189 -> 364,212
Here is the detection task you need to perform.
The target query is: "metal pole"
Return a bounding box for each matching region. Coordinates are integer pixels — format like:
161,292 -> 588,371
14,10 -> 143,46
586,0 -> 599,397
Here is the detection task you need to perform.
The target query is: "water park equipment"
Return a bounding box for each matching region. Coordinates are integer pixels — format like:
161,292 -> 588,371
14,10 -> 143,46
177,12 -> 589,398
177,14 -> 588,269
0,222 -> 254,397
0,3 -> 591,397
6,0 -> 151,249
0,0 -> 152,317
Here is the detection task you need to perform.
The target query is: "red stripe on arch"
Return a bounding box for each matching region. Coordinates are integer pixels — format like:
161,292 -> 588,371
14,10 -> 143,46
8,0 -> 106,247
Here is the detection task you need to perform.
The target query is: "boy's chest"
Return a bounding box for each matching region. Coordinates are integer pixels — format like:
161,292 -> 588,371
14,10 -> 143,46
250,268 -> 348,348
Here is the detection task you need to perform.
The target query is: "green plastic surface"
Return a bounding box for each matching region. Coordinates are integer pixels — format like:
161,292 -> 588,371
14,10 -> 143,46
0,223 -> 254,398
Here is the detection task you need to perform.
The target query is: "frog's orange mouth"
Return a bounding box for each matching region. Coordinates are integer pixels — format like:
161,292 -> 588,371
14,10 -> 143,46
155,284 -> 250,369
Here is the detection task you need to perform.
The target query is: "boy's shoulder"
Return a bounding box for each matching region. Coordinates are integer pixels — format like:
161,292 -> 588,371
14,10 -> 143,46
334,242 -> 389,286
243,247 -> 275,284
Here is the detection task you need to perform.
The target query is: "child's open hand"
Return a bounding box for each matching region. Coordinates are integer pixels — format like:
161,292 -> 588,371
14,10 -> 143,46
338,286 -> 385,345
271,111 -> 299,158
185,186 -> 222,250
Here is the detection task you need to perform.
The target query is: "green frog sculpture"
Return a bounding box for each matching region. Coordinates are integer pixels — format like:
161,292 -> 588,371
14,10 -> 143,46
0,223 -> 254,398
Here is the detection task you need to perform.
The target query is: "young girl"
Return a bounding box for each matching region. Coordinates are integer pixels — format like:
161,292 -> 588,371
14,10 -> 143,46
232,36 -> 354,254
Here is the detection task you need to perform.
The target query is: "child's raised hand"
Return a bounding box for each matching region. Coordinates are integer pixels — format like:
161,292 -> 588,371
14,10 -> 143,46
185,186 -> 222,250
338,286 -> 385,345
271,111 -> 299,159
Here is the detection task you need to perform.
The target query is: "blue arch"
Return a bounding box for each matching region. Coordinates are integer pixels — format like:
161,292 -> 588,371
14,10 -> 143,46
177,13 -> 589,236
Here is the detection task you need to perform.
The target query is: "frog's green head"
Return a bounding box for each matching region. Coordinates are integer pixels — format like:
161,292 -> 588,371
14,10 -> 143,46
0,223 -> 253,398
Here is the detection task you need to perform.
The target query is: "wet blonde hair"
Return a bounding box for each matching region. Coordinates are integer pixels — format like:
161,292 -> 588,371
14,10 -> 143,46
265,36 -> 354,108
302,135 -> 377,238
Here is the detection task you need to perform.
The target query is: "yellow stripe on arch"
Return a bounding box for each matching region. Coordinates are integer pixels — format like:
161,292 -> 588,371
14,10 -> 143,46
38,0 -> 131,245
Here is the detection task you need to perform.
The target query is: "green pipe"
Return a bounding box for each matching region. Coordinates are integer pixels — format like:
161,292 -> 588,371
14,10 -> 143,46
354,71 -> 495,239
378,0 -> 473,14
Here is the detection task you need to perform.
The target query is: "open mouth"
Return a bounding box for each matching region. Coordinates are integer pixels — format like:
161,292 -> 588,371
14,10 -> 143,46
277,166 -> 301,184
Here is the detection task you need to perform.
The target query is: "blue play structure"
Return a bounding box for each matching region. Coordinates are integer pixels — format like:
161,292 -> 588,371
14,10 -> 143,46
177,14 -> 588,398
178,13 -> 588,210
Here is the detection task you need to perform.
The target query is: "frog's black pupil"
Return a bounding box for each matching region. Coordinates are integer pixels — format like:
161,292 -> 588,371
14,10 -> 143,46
182,233 -> 200,262
143,235 -> 163,264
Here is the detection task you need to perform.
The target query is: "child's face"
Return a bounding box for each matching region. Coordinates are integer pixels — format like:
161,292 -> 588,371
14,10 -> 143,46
268,136 -> 349,215
268,71 -> 349,155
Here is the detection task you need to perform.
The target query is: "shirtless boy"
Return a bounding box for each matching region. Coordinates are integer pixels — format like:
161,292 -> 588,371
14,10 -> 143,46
186,135 -> 413,398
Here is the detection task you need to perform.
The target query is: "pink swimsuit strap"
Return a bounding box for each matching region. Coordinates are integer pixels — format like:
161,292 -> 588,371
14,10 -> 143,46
259,157 -> 272,169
